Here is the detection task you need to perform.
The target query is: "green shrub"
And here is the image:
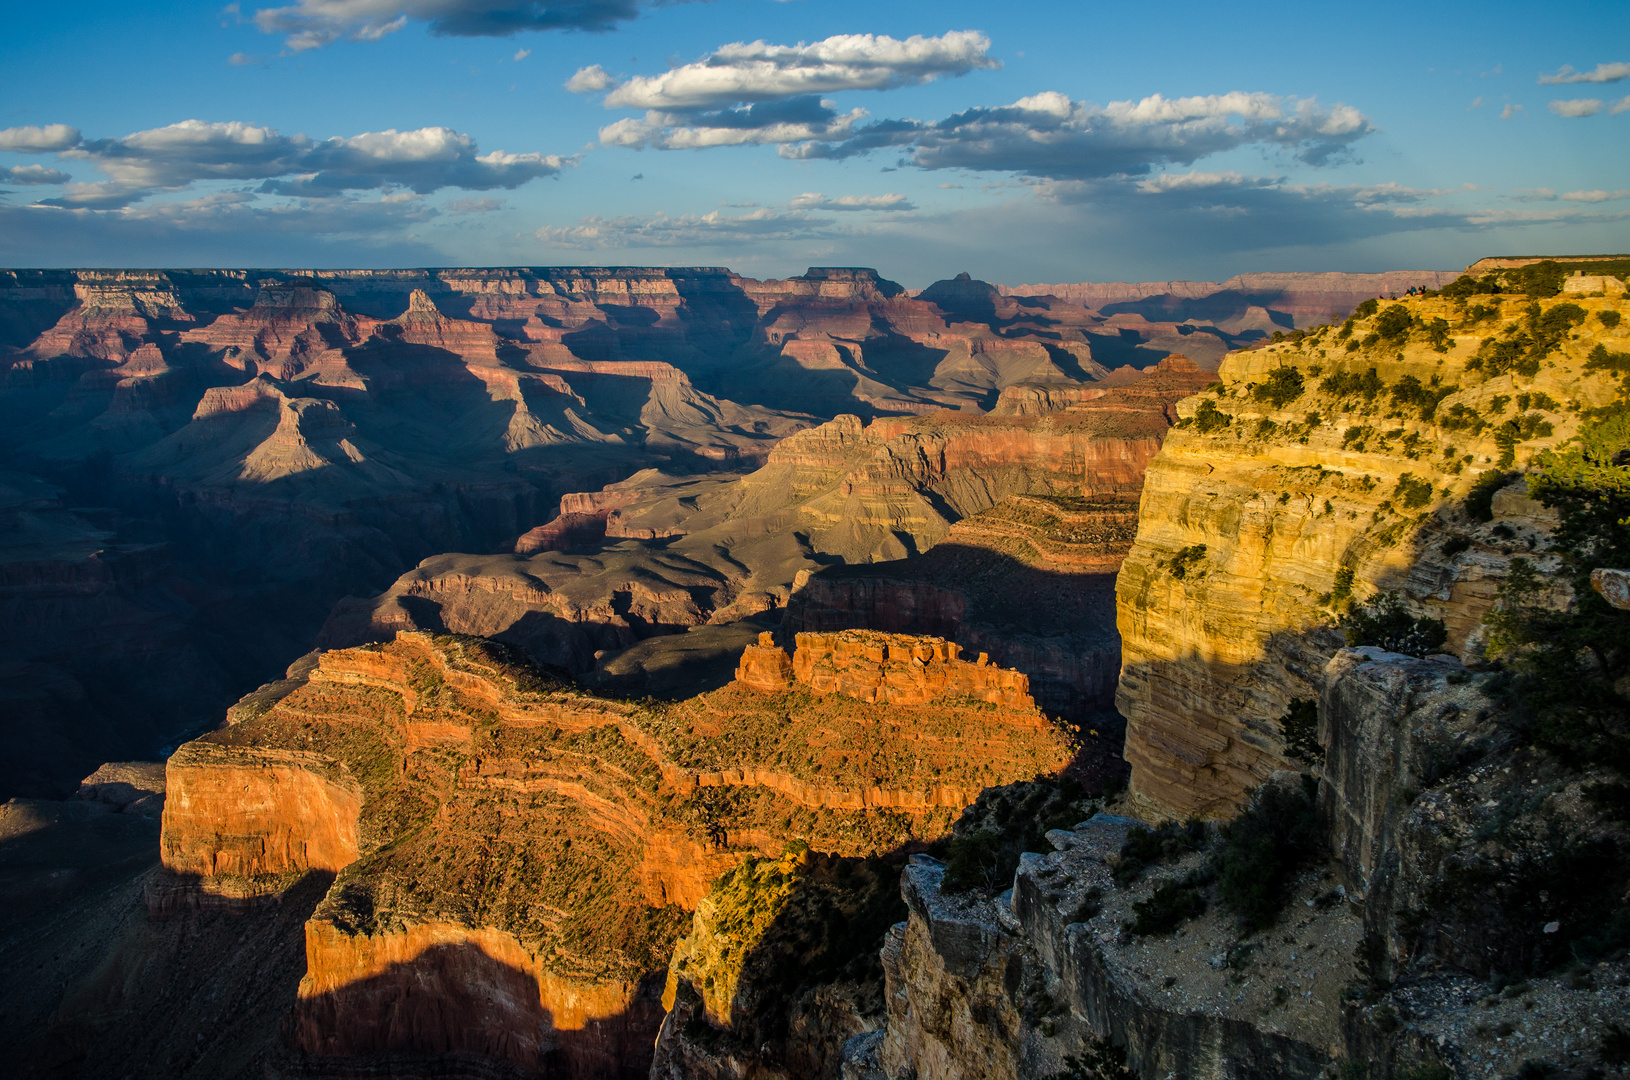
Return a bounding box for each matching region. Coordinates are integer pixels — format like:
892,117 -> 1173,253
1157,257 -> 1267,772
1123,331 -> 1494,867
1465,469 -> 1515,521
1442,273 -> 1503,299
1165,544 -> 1208,580
1342,592 -> 1448,657
1585,343 -> 1630,373
1254,417 -> 1279,439
1393,472 -> 1435,509
1280,699 -> 1321,765
1424,317 -> 1452,352
1252,366 -> 1306,408
1599,309 -> 1622,330
1322,366 -> 1385,401
1331,566 -> 1356,604
1375,304 -> 1414,341
1215,776 -> 1321,934
1354,298 -> 1380,318
1508,260 -> 1566,298
1192,398 -> 1232,434
1516,391 -> 1558,411
1115,819 -> 1205,885
1127,878 -> 1207,936
1439,403 -> 1484,433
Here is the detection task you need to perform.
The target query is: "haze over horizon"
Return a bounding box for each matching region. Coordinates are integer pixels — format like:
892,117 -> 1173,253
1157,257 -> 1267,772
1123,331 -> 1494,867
2,0 -> 1627,286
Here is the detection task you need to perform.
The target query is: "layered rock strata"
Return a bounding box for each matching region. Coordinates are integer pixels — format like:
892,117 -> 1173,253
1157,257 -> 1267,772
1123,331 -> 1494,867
1117,281 -> 1629,820
735,629 -> 1034,710
328,359 -> 1207,713
158,631 -> 1072,1077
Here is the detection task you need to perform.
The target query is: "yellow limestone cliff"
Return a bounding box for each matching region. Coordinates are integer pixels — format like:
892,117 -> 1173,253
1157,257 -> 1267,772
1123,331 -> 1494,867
1117,274 -> 1629,820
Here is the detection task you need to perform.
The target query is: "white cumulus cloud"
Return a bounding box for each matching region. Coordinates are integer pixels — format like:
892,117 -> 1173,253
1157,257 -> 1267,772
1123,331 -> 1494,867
599,31 -> 998,110
788,91 -> 1374,178
566,64 -> 615,93
29,119 -> 569,209
1549,98 -> 1603,117
1538,61 -> 1630,85
0,124 -> 83,153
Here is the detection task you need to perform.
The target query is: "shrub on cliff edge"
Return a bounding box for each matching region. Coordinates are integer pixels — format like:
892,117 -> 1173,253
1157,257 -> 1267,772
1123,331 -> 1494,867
1341,592 -> 1448,657
1215,775 -> 1322,934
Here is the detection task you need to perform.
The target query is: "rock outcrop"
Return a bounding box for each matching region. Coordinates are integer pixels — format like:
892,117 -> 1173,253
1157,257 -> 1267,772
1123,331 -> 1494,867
1117,279 -> 1629,820
735,629 -> 1035,711
848,641 -> 1629,1080
156,631 -> 1072,1076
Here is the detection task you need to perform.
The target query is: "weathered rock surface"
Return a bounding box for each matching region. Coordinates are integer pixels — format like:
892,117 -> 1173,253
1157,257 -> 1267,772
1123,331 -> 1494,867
736,629 -> 1035,710
1117,282 -> 1629,820
853,638 -> 1629,1080
156,630 -> 1070,1077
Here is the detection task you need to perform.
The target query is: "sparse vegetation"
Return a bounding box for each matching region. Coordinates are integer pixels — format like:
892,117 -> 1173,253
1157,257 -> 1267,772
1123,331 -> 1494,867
1127,877 -> 1208,936
1164,544 -> 1208,580
1115,819 -> 1206,886
1483,404 -> 1630,779
1214,776 -> 1321,934
941,780 -> 1098,894
1331,566 -> 1356,605
1375,304 -> 1413,341
1191,398 -> 1233,434
1322,366 -> 1386,402
1252,366 -> 1306,408
1280,699 -> 1321,766
1341,592 -> 1448,657
1392,472 -> 1435,509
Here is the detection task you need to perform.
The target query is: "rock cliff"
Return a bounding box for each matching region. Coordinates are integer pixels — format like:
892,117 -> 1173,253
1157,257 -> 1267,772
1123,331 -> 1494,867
847,642 -> 1629,1080
1117,276 -> 1629,820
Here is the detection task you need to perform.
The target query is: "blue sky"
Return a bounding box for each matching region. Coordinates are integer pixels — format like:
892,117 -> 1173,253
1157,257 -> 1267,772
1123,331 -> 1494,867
2,0 -> 1627,285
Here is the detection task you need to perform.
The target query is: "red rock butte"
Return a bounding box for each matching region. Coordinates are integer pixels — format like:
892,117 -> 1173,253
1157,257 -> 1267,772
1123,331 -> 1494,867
736,629 -> 1035,711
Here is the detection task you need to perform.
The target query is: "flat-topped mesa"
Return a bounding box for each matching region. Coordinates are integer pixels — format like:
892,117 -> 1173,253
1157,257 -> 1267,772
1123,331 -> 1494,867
736,629 -> 1036,710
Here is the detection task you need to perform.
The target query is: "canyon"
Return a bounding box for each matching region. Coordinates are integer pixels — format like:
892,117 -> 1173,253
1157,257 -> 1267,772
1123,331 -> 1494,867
7,258 -> 1625,1080
0,264 -> 1214,798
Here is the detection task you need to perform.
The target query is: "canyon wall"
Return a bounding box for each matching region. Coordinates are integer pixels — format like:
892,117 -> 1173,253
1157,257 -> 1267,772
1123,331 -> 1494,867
1116,277 -> 1628,820
325,359 -> 1209,724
